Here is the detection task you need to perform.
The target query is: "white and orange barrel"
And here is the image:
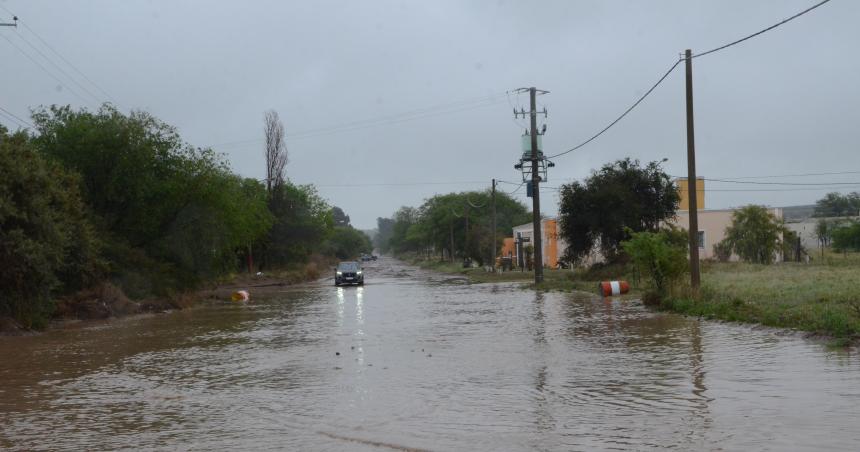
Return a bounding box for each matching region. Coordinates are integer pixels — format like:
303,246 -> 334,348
231,290 -> 250,302
599,281 -> 630,297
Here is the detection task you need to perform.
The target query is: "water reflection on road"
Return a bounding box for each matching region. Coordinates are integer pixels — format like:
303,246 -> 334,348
1,257 -> 859,451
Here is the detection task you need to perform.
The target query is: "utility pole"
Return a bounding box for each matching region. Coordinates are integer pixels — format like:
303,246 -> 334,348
512,87 -> 550,285
464,204 -> 470,261
492,178 -> 497,271
684,49 -> 701,294
449,219 -> 455,262
529,87 -> 545,284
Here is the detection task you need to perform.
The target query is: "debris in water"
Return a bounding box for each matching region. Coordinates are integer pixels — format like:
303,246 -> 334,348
231,290 -> 250,302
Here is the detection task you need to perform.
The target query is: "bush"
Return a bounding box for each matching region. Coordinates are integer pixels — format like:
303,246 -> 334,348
0,129 -> 102,328
621,229 -> 688,297
713,240 -> 732,262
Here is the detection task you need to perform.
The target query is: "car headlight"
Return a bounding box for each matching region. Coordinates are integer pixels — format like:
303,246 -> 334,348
336,271 -> 342,275
357,271 -> 362,275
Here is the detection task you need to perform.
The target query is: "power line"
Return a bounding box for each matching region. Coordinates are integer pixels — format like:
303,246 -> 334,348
0,4 -> 119,105
704,170 -> 860,180
692,0 -> 832,59
708,186 -> 860,192
702,177 -> 860,186
0,106 -> 33,128
208,93 -> 507,148
504,182 -> 525,195
0,111 -> 27,129
21,23 -> 117,103
546,58 -> 683,159
8,28 -> 105,105
313,180 -> 488,188
548,0 -> 833,161
0,33 -> 96,108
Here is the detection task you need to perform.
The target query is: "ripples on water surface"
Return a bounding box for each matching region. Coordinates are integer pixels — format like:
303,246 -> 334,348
1,258 -> 859,451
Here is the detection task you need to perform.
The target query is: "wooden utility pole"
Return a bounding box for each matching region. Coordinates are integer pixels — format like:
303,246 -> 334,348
449,220 -> 455,262
684,49 -> 701,294
529,87 -> 544,284
492,178 -> 497,271
464,205 -> 470,261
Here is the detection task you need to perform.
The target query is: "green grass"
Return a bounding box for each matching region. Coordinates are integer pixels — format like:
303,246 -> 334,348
665,254 -> 860,342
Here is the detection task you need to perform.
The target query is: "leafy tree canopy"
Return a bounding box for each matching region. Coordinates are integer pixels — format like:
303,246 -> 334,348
813,192 -> 860,217
384,190 -> 530,264
331,206 -> 350,227
832,221 -> 860,252
0,127 -> 101,328
31,105 -> 273,291
719,205 -> 784,264
558,158 -> 679,263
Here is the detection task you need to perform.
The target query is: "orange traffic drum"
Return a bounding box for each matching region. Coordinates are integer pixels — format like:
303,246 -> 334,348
599,281 -> 630,297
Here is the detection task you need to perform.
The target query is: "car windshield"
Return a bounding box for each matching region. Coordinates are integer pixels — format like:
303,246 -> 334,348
337,262 -> 359,271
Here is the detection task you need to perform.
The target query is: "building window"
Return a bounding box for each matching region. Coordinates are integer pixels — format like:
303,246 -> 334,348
697,231 -> 705,249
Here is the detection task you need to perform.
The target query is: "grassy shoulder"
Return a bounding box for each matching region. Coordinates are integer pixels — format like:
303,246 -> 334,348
663,253 -> 860,344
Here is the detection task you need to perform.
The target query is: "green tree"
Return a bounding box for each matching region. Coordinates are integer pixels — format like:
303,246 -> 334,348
32,105 -> 272,293
813,192 -> 860,217
0,127 -> 101,328
331,206 -> 350,227
815,218 -> 834,249
558,158 -> 679,263
832,221 -> 860,252
622,228 -> 688,297
384,191 -> 529,263
719,205 -> 784,264
322,226 -> 373,259
263,183 -> 332,267
375,217 -> 395,253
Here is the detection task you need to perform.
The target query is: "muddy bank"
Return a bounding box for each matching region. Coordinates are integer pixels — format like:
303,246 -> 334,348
0,316 -> 35,336
1,269 -> 323,336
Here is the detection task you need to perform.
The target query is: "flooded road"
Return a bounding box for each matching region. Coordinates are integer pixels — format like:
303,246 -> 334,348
1,257 -> 859,451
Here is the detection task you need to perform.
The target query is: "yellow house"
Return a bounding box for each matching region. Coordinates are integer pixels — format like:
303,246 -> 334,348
676,177 -> 705,211
670,177 -> 783,261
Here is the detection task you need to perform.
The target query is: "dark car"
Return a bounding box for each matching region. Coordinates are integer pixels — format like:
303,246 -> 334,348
335,261 -> 364,286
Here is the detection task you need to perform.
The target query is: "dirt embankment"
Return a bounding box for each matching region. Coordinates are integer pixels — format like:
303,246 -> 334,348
1,262 -> 328,336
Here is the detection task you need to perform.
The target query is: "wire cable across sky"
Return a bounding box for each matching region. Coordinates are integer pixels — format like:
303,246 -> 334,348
548,0 -> 834,161
208,92 -> 507,148
692,0 -> 832,59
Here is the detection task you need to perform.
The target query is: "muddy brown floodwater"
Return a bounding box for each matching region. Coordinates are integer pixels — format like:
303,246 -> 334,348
1,257 -> 859,451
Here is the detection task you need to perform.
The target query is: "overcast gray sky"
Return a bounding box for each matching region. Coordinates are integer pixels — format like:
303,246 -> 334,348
1,0 -> 857,229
